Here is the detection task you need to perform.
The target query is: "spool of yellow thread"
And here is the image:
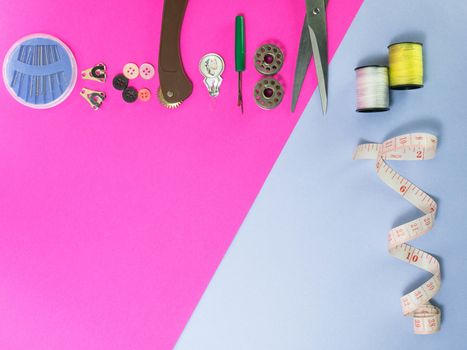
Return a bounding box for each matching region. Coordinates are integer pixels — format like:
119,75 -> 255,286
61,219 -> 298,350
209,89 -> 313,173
388,42 -> 423,89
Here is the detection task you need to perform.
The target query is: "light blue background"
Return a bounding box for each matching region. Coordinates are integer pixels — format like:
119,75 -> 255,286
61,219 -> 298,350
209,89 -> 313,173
176,1 -> 467,349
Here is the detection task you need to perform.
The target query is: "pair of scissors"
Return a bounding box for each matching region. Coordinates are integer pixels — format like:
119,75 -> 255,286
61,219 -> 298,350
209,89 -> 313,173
292,0 -> 329,114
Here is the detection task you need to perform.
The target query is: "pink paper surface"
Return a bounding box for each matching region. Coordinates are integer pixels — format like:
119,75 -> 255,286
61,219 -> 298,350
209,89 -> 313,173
0,1 -> 362,349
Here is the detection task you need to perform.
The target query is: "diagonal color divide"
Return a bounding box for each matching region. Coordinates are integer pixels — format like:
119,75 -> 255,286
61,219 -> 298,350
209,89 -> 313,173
0,0 -> 363,349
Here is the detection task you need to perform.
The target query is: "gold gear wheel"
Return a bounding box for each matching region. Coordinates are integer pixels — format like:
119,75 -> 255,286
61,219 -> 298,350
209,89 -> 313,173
157,88 -> 182,109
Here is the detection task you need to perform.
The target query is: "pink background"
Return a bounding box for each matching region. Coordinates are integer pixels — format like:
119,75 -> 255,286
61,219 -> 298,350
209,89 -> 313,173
0,1 -> 362,349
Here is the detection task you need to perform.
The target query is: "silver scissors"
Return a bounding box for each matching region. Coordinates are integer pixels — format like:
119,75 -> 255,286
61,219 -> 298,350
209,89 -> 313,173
292,0 -> 329,114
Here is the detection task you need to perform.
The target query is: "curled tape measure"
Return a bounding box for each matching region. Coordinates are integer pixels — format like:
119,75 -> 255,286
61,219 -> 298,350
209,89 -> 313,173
353,133 -> 441,334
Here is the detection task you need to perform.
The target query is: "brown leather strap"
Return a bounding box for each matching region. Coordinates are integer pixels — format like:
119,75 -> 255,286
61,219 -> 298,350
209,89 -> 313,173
158,0 -> 193,104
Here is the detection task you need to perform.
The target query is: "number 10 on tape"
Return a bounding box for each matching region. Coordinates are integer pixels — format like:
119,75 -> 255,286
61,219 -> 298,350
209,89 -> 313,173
354,133 -> 441,334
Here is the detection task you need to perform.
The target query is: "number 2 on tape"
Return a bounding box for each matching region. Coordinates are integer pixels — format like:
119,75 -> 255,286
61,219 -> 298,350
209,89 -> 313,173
353,133 -> 441,334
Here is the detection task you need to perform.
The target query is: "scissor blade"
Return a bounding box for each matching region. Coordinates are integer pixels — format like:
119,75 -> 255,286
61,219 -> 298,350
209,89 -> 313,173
291,0 -> 328,113
291,16 -> 312,113
307,0 -> 328,114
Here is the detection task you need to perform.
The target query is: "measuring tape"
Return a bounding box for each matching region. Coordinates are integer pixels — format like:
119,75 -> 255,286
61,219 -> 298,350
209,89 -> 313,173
353,133 -> 441,334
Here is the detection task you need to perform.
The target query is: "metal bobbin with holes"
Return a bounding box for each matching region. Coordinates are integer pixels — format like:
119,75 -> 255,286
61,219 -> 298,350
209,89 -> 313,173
254,78 -> 284,109
254,44 -> 284,75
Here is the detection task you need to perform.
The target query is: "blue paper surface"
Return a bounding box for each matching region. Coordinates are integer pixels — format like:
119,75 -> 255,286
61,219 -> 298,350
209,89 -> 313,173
175,1 -> 467,349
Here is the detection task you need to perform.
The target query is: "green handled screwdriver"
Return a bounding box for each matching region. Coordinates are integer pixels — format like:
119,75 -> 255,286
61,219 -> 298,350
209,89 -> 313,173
235,15 -> 245,114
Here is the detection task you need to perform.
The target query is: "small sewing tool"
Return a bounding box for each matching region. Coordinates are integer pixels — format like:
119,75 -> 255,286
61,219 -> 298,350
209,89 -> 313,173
388,42 -> 424,90
235,15 -> 246,113
3,33 -> 77,109
81,63 -> 107,83
254,77 -> 284,109
139,63 -> 155,80
112,74 -> 129,91
122,86 -> 138,103
199,53 -> 224,97
292,0 -> 328,114
123,63 -> 139,80
80,88 -> 106,110
138,88 -> 151,102
355,65 -> 390,112
157,0 -> 193,108
354,133 -> 441,334
254,44 -> 284,75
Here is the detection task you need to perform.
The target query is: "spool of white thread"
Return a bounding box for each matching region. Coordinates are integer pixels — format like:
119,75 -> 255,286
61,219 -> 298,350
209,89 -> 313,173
355,65 -> 390,112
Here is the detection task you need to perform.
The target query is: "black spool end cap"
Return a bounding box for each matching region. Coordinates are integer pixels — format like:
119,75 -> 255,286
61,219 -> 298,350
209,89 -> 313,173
388,41 -> 423,49
356,107 -> 390,113
390,84 -> 424,90
354,65 -> 388,71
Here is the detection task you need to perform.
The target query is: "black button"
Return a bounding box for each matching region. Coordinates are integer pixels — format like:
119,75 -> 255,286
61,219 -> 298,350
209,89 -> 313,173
112,74 -> 129,90
122,87 -> 138,103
